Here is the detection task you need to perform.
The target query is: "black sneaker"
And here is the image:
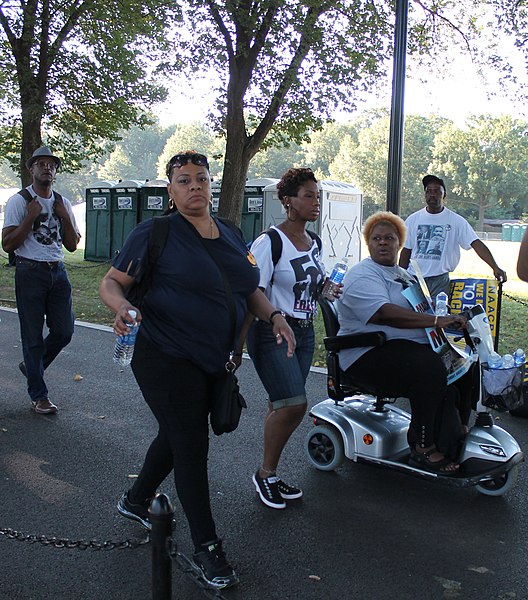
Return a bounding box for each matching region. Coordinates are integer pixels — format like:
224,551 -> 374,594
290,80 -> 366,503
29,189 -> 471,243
252,471 -> 286,509
277,479 -> 303,500
191,539 -> 238,589
19,362 -> 27,378
117,491 -> 152,531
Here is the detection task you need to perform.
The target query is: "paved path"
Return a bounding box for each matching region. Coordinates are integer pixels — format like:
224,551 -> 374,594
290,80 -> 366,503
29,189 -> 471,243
1,307 -> 528,600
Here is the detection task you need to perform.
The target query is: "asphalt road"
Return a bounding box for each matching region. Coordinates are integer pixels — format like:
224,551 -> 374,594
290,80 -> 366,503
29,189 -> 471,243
1,307 -> 528,600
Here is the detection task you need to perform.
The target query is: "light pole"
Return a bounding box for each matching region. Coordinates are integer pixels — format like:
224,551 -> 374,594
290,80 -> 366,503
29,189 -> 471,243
386,0 -> 409,216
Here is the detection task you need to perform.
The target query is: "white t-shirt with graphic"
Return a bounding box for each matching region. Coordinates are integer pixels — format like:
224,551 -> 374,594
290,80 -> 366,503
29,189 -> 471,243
3,185 -> 80,262
250,226 -> 325,320
403,207 -> 478,277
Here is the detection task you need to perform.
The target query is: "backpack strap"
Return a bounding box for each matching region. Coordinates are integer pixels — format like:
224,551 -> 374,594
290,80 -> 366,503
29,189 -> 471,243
264,228 -> 283,268
124,215 -> 170,308
148,215 -> 170,269
18,188 -> 33,203
306,229 -> 322,254
8,189 -> 36,266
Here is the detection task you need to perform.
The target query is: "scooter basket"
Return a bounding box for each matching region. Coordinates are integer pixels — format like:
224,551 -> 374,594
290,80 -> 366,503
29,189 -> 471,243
481,363 -> 525,412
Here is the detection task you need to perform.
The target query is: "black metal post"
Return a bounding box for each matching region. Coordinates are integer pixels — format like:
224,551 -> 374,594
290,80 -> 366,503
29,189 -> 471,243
386,0 -> 409,215
150,493 -> 174,600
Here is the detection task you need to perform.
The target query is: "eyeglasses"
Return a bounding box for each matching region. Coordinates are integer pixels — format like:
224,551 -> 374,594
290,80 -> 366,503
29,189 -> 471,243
34,160 -> 57,171
167,153 -> 210,178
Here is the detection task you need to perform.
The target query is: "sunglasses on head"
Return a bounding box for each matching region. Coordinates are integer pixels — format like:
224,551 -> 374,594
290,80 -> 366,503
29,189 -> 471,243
167,153 -> 210,177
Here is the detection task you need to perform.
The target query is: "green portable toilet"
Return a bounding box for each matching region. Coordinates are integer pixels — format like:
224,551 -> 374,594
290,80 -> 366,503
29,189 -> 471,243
501,223 -> 512,241
111,180 -> 142,256
521,223 -> 528,239
211,178 -> 278,244
511,223 -> 522,242
242,179 -> 278,244
139,179 -> 169,222
85,181 -> 114,261
211,181 -> 221,214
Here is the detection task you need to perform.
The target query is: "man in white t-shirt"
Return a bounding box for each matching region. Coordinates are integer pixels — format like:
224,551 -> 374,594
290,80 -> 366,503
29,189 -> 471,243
1,147 -> 80,414
399,175 -> 507,302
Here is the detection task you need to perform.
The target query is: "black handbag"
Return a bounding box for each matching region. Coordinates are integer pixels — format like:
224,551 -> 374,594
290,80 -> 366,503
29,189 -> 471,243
211,362 -> 247,435
191,219 -> 248,435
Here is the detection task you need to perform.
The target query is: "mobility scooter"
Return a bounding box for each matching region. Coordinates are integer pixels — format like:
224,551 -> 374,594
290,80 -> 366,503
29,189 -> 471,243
304,296 -> 524,496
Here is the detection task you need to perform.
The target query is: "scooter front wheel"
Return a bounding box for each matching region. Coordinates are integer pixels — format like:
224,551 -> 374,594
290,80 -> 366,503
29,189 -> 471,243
305,425 -> 345,471
475,465 -> 519,496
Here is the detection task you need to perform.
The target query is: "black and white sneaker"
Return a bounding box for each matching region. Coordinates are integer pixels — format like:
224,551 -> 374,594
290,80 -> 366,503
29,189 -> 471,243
191,539 -> 238,589
252,471 -> 286,509
277,479 -> 303,500
117,491 -> 152,531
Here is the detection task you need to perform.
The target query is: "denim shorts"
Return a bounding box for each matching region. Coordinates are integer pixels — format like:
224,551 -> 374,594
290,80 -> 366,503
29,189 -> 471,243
246,318 -> 314,409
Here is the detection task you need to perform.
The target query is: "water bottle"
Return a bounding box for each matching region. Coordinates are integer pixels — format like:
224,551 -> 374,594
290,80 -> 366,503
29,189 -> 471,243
434,291 -> 448,316
501,354 -> 514,369
113,310 -> 139,366
322,258 -> 348,300
488,351 -> 502,369
513,348 -> 526,366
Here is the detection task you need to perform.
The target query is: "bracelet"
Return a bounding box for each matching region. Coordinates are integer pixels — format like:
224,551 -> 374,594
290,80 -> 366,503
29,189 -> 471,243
434,316 -> 438,327
269,310 -> 286,324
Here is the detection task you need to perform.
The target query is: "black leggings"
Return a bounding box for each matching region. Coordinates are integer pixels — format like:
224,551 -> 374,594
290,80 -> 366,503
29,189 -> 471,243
346,339 -> 466,450
130,334 -> 218,548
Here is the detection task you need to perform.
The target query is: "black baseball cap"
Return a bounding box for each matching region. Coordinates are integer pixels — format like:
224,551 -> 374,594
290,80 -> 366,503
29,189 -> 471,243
422,174 -> 446,193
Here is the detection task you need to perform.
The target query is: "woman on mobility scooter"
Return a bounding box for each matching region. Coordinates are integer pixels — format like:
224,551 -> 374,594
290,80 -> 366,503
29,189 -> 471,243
337,211 -> 472,474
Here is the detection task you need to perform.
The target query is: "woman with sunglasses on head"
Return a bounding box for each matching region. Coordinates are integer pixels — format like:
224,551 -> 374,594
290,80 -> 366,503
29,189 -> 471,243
99,151 -> 295,589
241,168 -> 337,509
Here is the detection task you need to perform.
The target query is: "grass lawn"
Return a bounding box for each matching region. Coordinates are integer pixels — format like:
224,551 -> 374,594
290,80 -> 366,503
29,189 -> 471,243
1,240 -> 527,366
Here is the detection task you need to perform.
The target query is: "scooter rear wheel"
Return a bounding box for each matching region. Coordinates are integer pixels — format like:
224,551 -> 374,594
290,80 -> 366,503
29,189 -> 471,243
475,465 -> 519,496
305,425 -> 345,471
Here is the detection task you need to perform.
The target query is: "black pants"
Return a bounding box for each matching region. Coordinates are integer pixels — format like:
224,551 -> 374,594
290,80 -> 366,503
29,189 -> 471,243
130,333 -> 218,548
346,340 -> 466,452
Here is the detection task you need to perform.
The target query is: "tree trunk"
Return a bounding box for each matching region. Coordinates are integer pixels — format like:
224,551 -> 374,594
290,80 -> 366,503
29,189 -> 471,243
478,200 -> 486,232
20,106 -> 43,187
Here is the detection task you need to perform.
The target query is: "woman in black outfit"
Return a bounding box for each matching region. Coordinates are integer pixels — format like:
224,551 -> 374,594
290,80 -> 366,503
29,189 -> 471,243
99,151 -> 295,589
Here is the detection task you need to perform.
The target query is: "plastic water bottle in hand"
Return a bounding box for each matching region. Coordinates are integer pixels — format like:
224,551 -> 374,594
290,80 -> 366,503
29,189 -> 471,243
113,310 -> 139,366
513,348 -> 526,367
434,291 -> 448,316
322,257 -> 348,300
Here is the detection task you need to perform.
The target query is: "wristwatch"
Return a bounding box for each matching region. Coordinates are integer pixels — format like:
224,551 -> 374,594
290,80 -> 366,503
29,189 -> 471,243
269,310 -> 286,324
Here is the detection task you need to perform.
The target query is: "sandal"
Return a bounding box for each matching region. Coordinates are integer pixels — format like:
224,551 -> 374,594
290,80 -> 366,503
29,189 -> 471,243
409,449 -> 459,475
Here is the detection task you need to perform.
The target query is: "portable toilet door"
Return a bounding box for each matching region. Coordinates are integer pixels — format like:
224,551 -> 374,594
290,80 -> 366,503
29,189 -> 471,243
262,179 -> 363,271
111,180 -> 142,256
318,180 -> 362,269
139,179 -> 169,222
243,178 -> 279,244
84,181 -> 114,261
211,181 -> 221,214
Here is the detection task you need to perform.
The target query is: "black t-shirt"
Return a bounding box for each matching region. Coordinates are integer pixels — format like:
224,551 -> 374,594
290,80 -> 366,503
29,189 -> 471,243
113,213 -> 260,373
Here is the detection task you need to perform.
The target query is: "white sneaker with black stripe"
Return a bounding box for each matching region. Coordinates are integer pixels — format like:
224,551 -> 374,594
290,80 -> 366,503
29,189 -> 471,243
252,471 -> 286,509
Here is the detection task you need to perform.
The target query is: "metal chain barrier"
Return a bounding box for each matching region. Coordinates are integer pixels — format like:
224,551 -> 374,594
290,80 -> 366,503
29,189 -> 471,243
0,526 -> 149,551
503,291 -> 528,308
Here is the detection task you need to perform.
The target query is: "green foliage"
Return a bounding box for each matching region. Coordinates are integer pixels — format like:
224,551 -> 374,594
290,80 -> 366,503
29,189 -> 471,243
430,115 -> 528,229
98,123 -> 174,182
157,122 -> 226,181
0,0 -> 181,175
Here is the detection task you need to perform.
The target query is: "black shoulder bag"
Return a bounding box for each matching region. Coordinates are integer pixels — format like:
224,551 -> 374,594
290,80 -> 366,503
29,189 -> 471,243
194,221 -> 247,435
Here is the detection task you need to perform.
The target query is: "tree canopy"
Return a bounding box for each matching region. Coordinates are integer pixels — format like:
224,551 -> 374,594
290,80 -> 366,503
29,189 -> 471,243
172,0 -> 393,221
0,0 -> 180,183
